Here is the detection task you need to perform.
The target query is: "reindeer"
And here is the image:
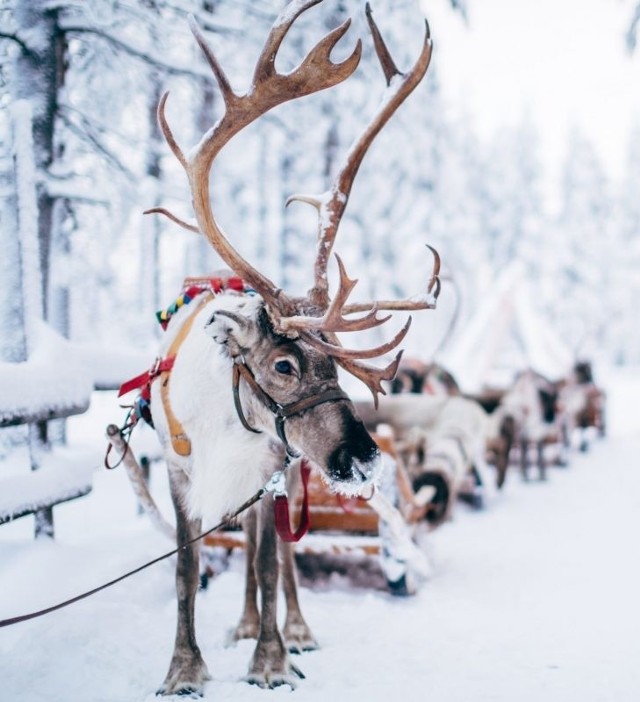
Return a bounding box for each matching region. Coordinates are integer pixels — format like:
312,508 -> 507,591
556,360 -> 606,452
129,1 -> 436,695
354,393 -> 490,525
388,359 -> 516,491
496,368 -> 567,481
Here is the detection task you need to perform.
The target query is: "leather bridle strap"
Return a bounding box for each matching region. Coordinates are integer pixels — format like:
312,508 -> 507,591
232,364 -> 263,435
232,360 -> 349,457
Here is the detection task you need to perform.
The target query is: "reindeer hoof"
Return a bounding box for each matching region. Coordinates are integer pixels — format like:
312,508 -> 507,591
283,621 -> 319,653
225,620 -> 260,646
245,662 -> 305,689
156,682 -> 204,698
157,658 -> 211,697
287,638 -> 319,655
387,574 -> 414,597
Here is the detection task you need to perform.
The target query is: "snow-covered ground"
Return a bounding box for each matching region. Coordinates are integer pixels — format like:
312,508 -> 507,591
1,367 -> 639,702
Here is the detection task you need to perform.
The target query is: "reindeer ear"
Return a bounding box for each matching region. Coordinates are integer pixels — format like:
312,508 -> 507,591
204,309 -> 257,356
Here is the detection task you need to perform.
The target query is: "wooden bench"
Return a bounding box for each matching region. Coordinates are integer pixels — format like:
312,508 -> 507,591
0,402 -> 93,537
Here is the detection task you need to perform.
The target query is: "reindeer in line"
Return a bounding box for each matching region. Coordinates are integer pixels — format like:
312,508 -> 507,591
125,1 -> 436,695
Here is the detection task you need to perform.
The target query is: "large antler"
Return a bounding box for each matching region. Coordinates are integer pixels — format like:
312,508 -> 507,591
288,3 -> 434,311
148,0 -> 362,316
283,3 -> 438,404
149,1 -> 438,405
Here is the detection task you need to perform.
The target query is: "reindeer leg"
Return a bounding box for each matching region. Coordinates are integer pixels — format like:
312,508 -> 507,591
537,441 -> 547,481
245,495 -> 304,688
280,539 -> 319,653
520,438 -> 529,481
496,415 -> 515,489
227,506 -> 261,644
158,468 -> 211,697
494,438 -> 508,490
579,427 -> 589,453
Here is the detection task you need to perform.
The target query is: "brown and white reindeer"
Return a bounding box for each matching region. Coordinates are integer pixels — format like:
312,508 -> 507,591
355,392 -> 490,526
387,274 -> 516,491
132,1 -> 436,696
556,360 -> 607,452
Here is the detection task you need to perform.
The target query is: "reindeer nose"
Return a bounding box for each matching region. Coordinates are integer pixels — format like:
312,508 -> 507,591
328,442 -> 381,485
326,408 -> 381,485
329,445 -> 365,483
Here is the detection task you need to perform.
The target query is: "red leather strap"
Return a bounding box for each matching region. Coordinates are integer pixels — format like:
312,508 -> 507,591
336,494 -> 360,513
118,357 -> 175,397
336,486 -> 375,512
274,460 -> 311,543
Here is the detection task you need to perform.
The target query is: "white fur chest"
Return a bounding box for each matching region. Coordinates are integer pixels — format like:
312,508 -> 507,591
151,292 -> 275,523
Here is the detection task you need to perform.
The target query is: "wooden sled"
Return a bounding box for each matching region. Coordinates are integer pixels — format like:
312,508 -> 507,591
107,422 -> 433,591
203,430 -> 434,557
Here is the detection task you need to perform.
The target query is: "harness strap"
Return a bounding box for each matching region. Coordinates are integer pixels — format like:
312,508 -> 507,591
232,364 -> 262,435
232,360 -> 350,458
274,459 -> 311,542
160,293 -> 214,456
118,358 -> 175,398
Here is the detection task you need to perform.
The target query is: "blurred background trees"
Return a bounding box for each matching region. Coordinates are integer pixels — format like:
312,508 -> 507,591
1,0 -> 638,374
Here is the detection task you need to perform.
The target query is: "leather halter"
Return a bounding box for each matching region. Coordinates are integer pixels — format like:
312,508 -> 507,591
231,359 -> 349,458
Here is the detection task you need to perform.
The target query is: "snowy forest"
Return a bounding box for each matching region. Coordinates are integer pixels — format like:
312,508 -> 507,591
2,2 -> 640,701
1,0 -> 639,381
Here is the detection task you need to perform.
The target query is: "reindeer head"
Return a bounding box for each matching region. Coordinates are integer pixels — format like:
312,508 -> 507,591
148,1 -> 439,493
203,294 -> 378,489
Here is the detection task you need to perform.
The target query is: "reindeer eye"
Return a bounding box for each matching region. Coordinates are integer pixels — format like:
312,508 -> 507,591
274,359 -> 294,375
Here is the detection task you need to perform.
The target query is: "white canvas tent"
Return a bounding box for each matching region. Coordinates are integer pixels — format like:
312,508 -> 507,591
444,262 -> 573,393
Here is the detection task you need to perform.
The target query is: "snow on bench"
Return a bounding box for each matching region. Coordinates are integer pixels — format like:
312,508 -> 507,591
0,322 -> 93,426
0,320 -> 155,532
0,321 -> 95,531
72,342 -> 153,392
0,446 -> 95,524
0,322 -> 152,422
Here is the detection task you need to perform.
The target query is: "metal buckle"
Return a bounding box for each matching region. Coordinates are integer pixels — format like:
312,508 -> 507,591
149,357 -> 162,377
264,470 -> 287,498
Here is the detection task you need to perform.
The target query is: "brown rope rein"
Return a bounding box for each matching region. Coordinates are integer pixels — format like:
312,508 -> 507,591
0,487 -> 267,629
2,350 -> 342,628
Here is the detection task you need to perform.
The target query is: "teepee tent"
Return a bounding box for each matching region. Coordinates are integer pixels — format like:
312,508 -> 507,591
445,262 -> 572,392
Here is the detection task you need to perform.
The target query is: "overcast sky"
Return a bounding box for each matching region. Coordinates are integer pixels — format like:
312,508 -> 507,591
420,0 -> 640,200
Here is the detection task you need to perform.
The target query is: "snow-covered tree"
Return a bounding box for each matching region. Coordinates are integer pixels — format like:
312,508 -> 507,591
609,119 -> 640,362
550,127 -> 613,359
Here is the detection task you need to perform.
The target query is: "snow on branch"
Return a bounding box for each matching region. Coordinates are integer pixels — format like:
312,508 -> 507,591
60,23 -> 211,79
0,30 -> 31,53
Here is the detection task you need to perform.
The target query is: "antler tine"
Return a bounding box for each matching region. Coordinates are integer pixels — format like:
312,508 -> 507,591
143,207 -> 199,233
298,5 -> 433,310
254,2 -> 362,91
365,1 -> 401,83
253,0 -> 323,81
337,353 -> 404,409
150,5 -> 364,318
426,243 -> 441,294
278,254 -> 390,334
342,244 -> 441,314
299,316 -> 411,360
157,91 -> 188,171
188,15 -> 236,107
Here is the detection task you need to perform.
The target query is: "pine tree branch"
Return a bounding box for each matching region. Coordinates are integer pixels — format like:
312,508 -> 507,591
60,24 -> 209,79
59,110 -> 137,181
627,4 -> 640,52
0,30 -> 31,53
